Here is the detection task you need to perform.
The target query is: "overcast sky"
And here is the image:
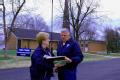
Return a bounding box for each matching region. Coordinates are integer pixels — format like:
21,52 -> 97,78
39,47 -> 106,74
29,0 -> 120,39
1,0 -> 120,31
100,0 -> 120,19
23,0 -> 120,27
0,0 -> 120,43
1,0 -> 120,26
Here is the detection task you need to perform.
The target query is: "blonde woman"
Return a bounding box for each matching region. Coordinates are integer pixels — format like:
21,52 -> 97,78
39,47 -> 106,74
30,32 -> 54,80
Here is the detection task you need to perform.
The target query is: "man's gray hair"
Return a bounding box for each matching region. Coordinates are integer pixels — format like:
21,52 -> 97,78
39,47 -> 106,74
61,28 -> 70,33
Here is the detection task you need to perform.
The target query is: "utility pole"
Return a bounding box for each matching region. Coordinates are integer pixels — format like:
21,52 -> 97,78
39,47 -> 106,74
50,0 -> 54,54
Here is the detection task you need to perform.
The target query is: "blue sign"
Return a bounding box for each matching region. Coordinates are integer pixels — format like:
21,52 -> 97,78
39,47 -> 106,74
17,48 -> 31,57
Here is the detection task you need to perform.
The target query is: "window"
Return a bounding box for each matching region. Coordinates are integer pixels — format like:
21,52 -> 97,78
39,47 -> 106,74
81,44 -> 83,47
18,40 -> 21,48
85,44 -> 88,47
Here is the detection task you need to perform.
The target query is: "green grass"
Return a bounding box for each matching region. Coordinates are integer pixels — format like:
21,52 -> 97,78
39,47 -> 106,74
0,49 -> 118,69
0,49 -> 112,62
83,53 -> 111,62
0,49 -> 31,69
0,50 -> 16,56
84,53 -> 120,62
0,56 -> 12,60
0,50 -> 16,61
0,49 -> 30,61
99,53 -> 120,57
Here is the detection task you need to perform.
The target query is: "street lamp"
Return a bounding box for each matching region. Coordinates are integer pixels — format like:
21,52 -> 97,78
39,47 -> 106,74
50,0 -> 54,54
51,0 -> 53,33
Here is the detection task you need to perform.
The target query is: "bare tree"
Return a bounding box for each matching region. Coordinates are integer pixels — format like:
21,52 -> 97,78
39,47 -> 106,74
81,17 -> 99,41
69,0 -> 99,41
9,0 -> 25,27
15,14 -> 49,31
0,33 -> 4,46
81,27 -> 97,41
117,27 -> 120,31
104,27 -> 120,54
63,0 -> 70,30
58,0 -> 99,41
53,16 -> 63,32
34,15 -> 49,31
0,0 -> 26,57
0,0 -> 8,57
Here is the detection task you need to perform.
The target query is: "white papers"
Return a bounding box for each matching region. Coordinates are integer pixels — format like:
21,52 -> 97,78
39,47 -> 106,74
43,55 -> 65,61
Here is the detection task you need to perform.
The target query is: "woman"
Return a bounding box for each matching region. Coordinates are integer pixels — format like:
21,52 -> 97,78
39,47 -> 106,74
30,32 -> 54,80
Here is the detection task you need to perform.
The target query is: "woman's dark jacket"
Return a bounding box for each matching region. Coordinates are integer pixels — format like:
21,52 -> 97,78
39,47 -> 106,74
30,46 -> 54,80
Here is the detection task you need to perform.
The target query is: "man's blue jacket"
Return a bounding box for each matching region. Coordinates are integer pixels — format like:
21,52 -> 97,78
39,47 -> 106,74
57,38 -> 84,80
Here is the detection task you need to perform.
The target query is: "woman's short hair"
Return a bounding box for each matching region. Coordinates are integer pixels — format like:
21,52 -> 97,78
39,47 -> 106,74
36,32 -> 49,45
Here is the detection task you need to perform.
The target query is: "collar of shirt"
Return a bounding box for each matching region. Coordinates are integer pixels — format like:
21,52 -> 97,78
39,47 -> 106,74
63,43 -> 65,46
38,45 -> 52,56
62,38 -> 72,46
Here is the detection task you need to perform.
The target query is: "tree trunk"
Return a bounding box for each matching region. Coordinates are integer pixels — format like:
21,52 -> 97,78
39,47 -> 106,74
73,28 -> 76,40
2,0 -> 9,58
63,0 -> 70,30
75,29 -> 79,42
3,37 -> 8,58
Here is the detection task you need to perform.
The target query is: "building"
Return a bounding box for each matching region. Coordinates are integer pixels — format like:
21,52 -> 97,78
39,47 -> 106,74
80,40 -> 107,53
6,28 -> 107,53
7,28 -> 60,50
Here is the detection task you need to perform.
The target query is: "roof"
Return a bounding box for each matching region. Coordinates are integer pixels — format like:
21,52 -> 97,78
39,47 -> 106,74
10,28 -> 61,41
80,40 -> 106,43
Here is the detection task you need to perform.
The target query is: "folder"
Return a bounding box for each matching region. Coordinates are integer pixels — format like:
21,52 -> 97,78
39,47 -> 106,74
45,56 -> 66,61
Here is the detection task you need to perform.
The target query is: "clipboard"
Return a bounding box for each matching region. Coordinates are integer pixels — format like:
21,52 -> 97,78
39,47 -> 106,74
45,56 -> 66,61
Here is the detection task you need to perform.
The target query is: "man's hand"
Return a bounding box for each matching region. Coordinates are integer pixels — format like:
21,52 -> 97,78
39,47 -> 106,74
54,64 -> 64,72
65,56 -> 72,63
55,63 -> 64,68
53,56 -> 72,72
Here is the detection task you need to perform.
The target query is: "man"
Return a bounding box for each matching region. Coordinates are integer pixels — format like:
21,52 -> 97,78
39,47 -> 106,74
56,28 -> 84,80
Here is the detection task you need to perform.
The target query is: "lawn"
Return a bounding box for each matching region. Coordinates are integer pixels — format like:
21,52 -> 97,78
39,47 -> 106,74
0,50 -> 31,69
0,49 -> 119,69
98,53 -> 120,57
0,50 -> 16,56
83,53 -> 111,62
0,50 -> 16,61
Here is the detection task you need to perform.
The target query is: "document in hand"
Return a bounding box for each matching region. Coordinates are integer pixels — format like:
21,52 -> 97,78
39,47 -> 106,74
44,56 -> 66,61
54,60 -> 68,67
44,55 -> 68,66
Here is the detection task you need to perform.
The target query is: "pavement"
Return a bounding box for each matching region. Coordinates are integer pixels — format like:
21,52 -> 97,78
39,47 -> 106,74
0,58 -> 120,80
